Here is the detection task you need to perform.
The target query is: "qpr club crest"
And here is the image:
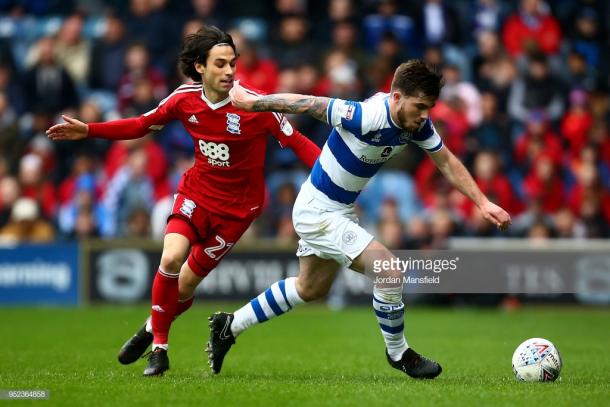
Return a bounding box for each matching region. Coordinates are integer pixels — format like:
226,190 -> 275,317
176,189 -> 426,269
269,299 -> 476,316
399,131 -> 412,143
226,113 -> 241,134
342,230 -> 357,245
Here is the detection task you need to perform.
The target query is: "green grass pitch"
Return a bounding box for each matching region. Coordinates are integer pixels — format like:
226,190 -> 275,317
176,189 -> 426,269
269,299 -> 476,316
1,305 -> 609,406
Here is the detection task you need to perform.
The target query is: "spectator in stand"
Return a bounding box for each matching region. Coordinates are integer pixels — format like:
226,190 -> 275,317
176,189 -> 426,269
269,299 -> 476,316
315,50 -> 361,100
561,89 -> 594,158
230,30 -> 279,95
527,221 -> 552,240
122,77 -> 159,117
475,53 -> 517,114
467,151 -> 523,218
568,144 -> 610,191
18,153 -> 57,220
522,153 -> 565,214
0,38 -> 16,72
0,176 -> 20,229
589,120 -> 610,169
54,13 -> 91,86
271,14 -> 318,69
552,207 -> 585,239
104,136 -> 170,204
567,7 -> 605,71
472,30 -> 504,87
404,216 -> 432,249
123,0 -> 176,74
367,31 -> 404,93
358,171 -> 421,225
429,100 -> 468,158
373,198 -> 404,248
103,147 -> 155,237
58,154 -> 96,206
422,44 -> 444,68
314,0 -> 360,44
0,91 -> 21,171
58,173 -> 108,238
125,206 -> 152,238
468,91 -> 512,165
0,155 -> 6,180
429,209 -> 457,249
266,182 -> 298,241
502,0 -> 562,57
562,49 -> 599,92
117,43 -> 167,115
324,20 -> 369,80
469,0 -> 508,39
68,207 -> 101,239
0,197 -> 55,243
511,196 -> 552,237
568,163 -> 610,237
0,64 -> 26,116
363,0 -> 417,54
513,110 -> 563,174
89,13 -> 128,92
408,0 -> 461,47
440,64 -> 482,128
508,52 -> 565,126
22,37 -> 79,115
187,0 -> 227,30
377,217 -> 404,249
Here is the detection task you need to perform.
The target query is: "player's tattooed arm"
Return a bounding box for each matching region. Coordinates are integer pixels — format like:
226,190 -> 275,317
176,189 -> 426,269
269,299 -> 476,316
229,81 -> 330,122
252,95 -> 330,123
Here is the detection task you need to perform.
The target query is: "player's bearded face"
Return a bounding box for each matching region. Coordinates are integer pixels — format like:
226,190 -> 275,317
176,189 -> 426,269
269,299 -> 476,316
199,45 -> 237,96
396,94 -> 435,132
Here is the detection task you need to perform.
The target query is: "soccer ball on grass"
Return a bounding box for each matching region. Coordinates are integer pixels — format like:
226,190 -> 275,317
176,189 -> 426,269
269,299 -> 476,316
512,338 -> 562,382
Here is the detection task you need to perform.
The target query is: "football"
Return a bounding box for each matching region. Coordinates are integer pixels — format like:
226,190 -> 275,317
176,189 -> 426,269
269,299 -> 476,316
512,338 -> 562,382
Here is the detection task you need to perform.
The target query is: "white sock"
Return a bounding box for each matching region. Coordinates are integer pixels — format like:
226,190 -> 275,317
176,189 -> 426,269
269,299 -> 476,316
145,316 -> 152,334
373,286 -> 408,362
152,343 -> 168,351
231,277 -> 305,337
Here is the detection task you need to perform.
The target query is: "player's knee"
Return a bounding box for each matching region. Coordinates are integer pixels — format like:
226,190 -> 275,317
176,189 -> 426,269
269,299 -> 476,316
159,253 -> 183,274
296,278 -> 331,302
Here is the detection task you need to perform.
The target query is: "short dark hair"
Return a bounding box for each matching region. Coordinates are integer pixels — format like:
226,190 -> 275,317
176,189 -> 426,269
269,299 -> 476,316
391,60 -> 443,99
179,25 -> 237,81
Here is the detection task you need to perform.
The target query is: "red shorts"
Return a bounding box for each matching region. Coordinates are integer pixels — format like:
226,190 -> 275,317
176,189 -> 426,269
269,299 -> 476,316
166,193 -> 254,278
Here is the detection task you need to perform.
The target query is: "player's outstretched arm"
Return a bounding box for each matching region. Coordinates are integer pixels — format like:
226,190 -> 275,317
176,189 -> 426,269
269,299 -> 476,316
46,115 -> 89,141
428,146 -> 511,230
230,81 -> 330,123
46,114 -> 157,142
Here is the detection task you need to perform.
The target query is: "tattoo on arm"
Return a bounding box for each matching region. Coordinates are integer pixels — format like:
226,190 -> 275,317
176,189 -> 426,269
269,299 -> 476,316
252,96 -> 330,122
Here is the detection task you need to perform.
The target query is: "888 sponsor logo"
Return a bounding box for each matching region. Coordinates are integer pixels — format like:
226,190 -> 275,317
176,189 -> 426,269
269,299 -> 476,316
199,140 -> 230,167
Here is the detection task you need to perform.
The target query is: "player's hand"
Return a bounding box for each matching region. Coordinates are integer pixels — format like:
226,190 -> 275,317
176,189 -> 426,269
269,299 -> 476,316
229,80 -> 258,111
46,115 -> 88,141
478,200 -> 511,231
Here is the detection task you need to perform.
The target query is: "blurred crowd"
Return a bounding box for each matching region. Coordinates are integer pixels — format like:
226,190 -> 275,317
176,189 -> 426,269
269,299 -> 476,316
0,0 -> 609,247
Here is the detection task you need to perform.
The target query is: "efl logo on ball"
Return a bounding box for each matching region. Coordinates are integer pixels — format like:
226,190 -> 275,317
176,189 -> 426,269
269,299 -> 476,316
512,338 -> 562,382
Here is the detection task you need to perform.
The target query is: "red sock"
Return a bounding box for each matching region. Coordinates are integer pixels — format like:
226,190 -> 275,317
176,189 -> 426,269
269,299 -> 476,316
174,296 -> 194,319
151,269 -> 179,346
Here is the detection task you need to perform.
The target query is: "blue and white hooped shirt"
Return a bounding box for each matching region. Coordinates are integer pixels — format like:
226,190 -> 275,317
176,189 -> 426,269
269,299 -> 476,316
308,92 -> 444,207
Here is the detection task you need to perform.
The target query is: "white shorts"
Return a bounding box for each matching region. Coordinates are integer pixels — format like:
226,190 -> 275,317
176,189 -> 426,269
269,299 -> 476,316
292,180 -> 374,267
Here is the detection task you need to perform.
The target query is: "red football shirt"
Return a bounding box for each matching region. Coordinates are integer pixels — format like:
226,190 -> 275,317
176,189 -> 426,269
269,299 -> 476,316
89,83 -> 317,219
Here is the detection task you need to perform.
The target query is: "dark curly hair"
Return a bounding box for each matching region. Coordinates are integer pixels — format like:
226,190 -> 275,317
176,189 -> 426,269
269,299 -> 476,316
179,25 -> 237,81
391,60 -> 443,99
